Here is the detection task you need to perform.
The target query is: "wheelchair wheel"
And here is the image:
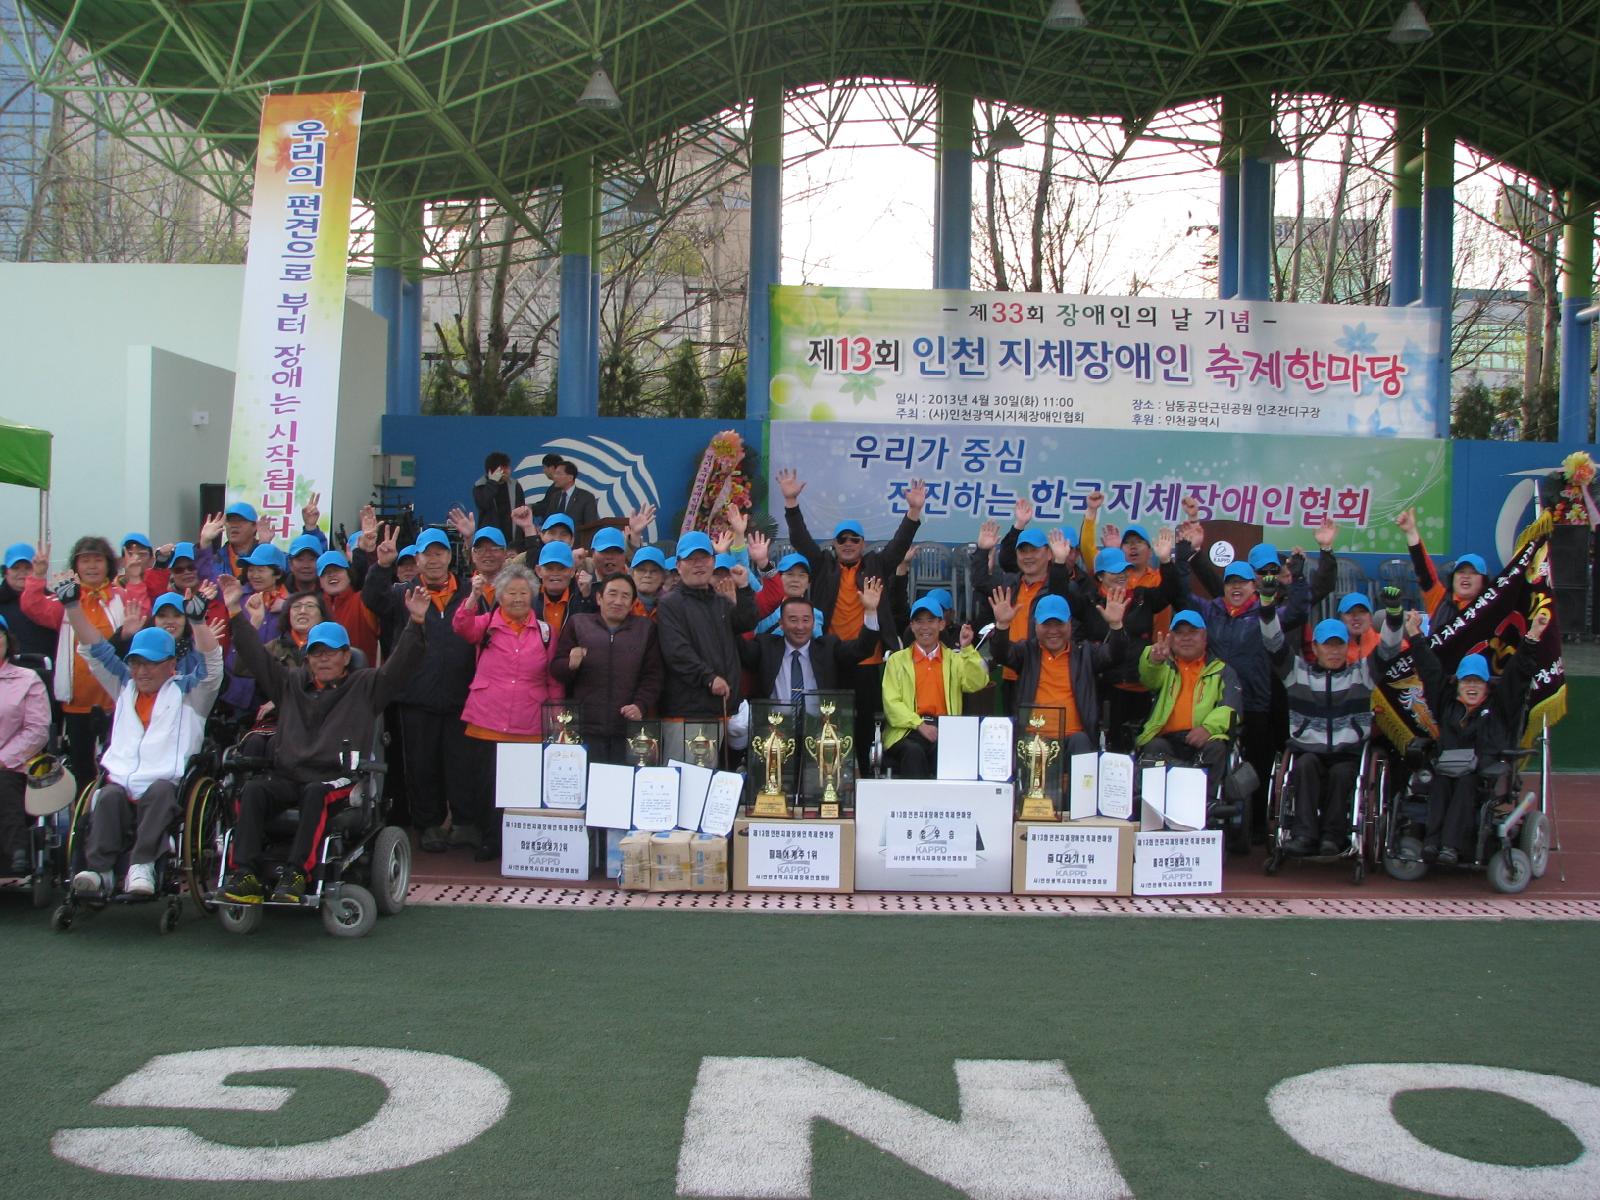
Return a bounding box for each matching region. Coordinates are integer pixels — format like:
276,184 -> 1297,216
1358,755 -> 1389,879
157,898 -> 181,935
322,882 -> 378,938
1384,834 -> 1428,882
182,775 -> 222,916
50,902 -> 72,933
1262,753 -> 1290,875
216,901 -> 264,935
371,827 -> 411,916
63,780 -> 97,880
1519,811 -> 1551,879
1488,847 -> 1532,895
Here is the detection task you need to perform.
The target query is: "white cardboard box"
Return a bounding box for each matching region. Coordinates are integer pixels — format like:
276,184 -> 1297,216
501,810 -> 589,881
855,778 -> 1013,893
1133,830 -> 1223,895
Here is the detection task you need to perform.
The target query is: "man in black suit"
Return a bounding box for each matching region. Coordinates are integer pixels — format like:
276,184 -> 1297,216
740,581 -> 884,714
533,459 -> 600,537
471,451 -> 526,541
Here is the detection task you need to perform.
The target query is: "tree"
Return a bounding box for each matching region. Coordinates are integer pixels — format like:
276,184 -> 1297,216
659,340 -> 707,417
1451,380 -> 1498,440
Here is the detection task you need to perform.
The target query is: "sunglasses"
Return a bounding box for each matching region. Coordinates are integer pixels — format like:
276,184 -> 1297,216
1255,567 -> 1279,577
835,534 -> 863,544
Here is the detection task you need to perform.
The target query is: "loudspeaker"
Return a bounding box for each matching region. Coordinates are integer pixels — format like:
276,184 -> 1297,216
199,483 -> 226,521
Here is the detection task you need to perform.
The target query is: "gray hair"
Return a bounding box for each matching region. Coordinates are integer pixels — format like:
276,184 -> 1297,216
493,562 -> 538,595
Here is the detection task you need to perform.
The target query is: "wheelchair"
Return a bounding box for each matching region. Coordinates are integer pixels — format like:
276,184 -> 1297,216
1136,714 -> 1256,854
193,723 -> 410,938
1262,739 -> 1384,884
49,749 -> 215,934
1377,716 -> 1553,894
0,655 -> 71,908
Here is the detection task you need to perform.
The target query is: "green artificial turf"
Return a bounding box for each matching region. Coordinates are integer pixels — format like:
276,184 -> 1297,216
1,903 -> 1596,1199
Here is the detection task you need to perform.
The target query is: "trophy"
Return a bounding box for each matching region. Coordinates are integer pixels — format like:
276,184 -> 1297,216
687,725 -> 717,768
805,698 -> 854,819
1016,711 -> 1064,821
749,710 -> 797,818
543,703 -> 582,746
626,720 -> 661,767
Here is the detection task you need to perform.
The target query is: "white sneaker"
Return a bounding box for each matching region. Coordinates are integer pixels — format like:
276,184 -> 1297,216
71,869 -> 111,896
124,862 -> 156,897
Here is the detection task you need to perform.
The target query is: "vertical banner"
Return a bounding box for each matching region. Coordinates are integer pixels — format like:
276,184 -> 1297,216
226,92 -> 364,541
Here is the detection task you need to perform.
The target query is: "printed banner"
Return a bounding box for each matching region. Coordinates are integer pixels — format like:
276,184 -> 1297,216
226,92 -> 364,542
1375,513 -> 1567,750
768,421 -> 1451,553
769,285 -> 1440,437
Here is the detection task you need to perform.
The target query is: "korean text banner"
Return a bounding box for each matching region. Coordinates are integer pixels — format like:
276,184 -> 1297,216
767,421 -> 1451,553
768,285 -> 1441,438
226,92 -> 364,542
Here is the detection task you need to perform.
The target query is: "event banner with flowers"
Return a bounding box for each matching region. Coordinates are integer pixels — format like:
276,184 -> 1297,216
225,92 -> 364,542
768,285 -> 1441,438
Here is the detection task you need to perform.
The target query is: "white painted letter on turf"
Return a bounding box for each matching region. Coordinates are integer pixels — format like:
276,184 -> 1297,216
1268,1063 -> 1600,1199
675,1056 -> 1131,1199
51,1045 -> 511,1180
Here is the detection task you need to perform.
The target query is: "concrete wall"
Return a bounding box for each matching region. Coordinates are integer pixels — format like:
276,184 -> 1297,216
0,263 -> 386,563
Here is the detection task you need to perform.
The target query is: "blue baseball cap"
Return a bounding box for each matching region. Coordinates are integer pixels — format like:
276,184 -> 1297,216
833,519 -> 865,539
776,552 -> 810,573
305,621 -> 351,652
1313,618 -> 1350,644
541,513 -> 575,533
224,502 -> 258,523
1170,609 -> 1206,631
1337,592 -> 1373,614
664,556 -> 678,571
909,597 -> 944,619
713,553 -> 737,571
923,588 -> 953,612
127,627 -> 176,662
396,545 -> 419,562
591,528 -> 626,553
316,550 -> 350,575
1121,523 -> 1152,546
289,533 -> 322,558
538,542 -> 575,568
121,532 -> 152,551
1034,595 -> 1071,624
1223,561 -> 1255,581
631,547 -> 667,571
3,542 -> 34,568
1452,553 -> 1488,576
1247,543 -> 1281,569
169,541 -> 197,564
239,544 -> 287,572
676,531 -> 714,559
472,526 -> 507,548
1054,526 -> 1079,549
150,592 -> 186,615
1095,547 -> 1130,575
414,529 -> 451,554
1456,653 -> 1491,681
1016,529 -> 1048,549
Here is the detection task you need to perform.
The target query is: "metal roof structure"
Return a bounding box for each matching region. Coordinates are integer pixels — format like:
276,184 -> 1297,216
8,1 -> 1600,224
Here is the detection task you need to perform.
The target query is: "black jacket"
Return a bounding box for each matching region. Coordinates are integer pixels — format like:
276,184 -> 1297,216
738,623 -> 882,699
549,612 -> 664,739
361,564 -> 476,713
655,583 -> 758,717
1412,636 -> 1537,759
0,577 -> 56,660
473,474 -> 526,540
534,483 -> 600,533
989,627 -> 1127,740
783,504 -> 919,629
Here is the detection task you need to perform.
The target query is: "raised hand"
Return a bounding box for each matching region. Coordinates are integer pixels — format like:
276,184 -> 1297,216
905,478 -> 928,517
184,591 -> 210,621
244,591 -> 266,629
254,513 -> 276,545
747,529 -> 771,570
1149,632 -> 1172,664
511,505 -> 535,534
1101,583 -> 1129,628
206,616 -> 229,642
724,504 -> 748,538
1084,489 -> 1105,517
1182,494 -> 1200,521
977,519 -> 1000,551
626,504 -> 656,537
32,543 -> 49,578
198,579 -> 218,603
1155,527 -> 1176,563
1381,585 -> 1403,614
1314,516 -> 1337,551
988,585 -> 1017,628
958,622 -> 975,648
1013,496 -> 1035,528
1396,507 -> 1420,545
1403,609 -> 1424,638
729,564 -> 750,589
777,467 -> 805,505
199,512 -> 226,544
861,576 -> 884,613
1178,519 -> 1205,550
447,506 -> 475,540
302,491 -> 322,531
375,524 -> 399,567
1528,609 -> 1552,641
710,573 -> 737,604
217,574 -> 244,615
120,603 -> 146,638
711,527 -> 734,556
1100,522 -> 1121,549
403,585 -> 432,623
574,569 -> 594,597
470,572 -> 487,596
1047,526 -> 1075,565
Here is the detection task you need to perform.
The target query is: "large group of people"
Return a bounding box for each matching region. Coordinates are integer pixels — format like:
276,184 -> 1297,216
0,445 -> 1554,901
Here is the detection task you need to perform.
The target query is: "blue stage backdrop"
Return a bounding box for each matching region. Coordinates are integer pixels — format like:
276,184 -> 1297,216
380,416 -> 765,545
1451,440 -> 1597,569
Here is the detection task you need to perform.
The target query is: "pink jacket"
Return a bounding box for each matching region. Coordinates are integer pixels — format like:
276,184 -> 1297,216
0,660 -> 50,772
451,605 -> 562,736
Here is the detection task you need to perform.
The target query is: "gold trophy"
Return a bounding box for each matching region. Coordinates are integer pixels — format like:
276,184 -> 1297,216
553,709 -> 580,745
687,727 -> 716,768
1017,714 -> 1063,821
749,711 -> 796,818
805,699 -> 854,820
627,727 -> 659,766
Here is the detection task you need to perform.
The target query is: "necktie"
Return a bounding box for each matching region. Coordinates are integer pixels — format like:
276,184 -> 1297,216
790,648 -> 804,704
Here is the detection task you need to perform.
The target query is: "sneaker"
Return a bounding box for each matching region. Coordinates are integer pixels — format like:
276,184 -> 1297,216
1283,835 -> 1318,856
1318,838 -> 1344,857
473,839 -> 500,863
71,869 -> 112,896
8,848 -> 28,875
221,870 -> 265,904
447,822 -> 480,848
270,868 -> 307,904
124,862 -> 156,897
1437,846 -> 1460,867
419,826 -> 448,854
1422,839 -> 1441,864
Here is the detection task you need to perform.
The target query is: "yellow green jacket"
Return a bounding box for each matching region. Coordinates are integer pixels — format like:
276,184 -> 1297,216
1135,647 -> 1239,747
882,643 -> 990,748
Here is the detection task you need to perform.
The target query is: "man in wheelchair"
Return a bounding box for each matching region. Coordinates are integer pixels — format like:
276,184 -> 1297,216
1260,589 -> 1408,857
1409,609 -> 1550,866
218,574 -> 427,904
61,589 -> 223,898
1135,610 -> 1239,779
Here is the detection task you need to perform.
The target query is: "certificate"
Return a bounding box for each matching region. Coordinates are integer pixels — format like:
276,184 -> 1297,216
542,742 -> 588,809
632,766 -> 680,832
700,771 -> 743,837
977,717 -> 1013,782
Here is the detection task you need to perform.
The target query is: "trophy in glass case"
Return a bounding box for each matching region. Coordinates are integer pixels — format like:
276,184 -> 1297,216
543,702 -> 582,746
540,702 -> 587,810
662,718 -> 723,769
624,719 -> 663,767
746,700 -> 799,818
1015,706 -> 1066,821
802,690 -> 855,819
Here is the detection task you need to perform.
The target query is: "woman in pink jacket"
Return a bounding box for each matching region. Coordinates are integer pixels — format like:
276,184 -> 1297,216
0,614 -> 52,874
450,562 -> 561,860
